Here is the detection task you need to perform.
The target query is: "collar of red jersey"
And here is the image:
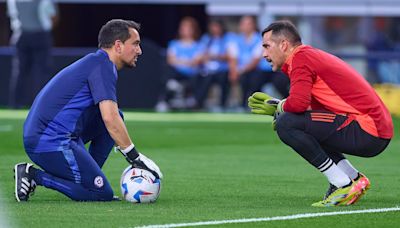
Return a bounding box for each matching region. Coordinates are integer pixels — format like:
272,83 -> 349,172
281,44 -> 307,73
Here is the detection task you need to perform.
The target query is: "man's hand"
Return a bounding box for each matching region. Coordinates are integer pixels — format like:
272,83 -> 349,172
118,146 -> 163,179
248,92 -> 281,116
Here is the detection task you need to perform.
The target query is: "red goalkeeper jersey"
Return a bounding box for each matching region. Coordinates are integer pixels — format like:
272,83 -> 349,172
281,45 -> 393,139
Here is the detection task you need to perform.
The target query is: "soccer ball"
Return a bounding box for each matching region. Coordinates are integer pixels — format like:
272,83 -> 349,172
120,166 -> 161,203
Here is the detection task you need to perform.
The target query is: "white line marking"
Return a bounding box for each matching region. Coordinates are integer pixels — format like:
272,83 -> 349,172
135,207 -> 400,228
0,110 -> 28,119
0,110 -> 271,123
123,112 -> 270,123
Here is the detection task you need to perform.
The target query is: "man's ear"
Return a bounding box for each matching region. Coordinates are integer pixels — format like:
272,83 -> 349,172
280,39 -> 290,52
280,39 -> 289,52
114,40 -> 122,54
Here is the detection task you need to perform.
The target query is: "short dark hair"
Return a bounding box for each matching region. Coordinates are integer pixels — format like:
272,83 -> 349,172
261,20 -> 302,45
98,19 -> 141,48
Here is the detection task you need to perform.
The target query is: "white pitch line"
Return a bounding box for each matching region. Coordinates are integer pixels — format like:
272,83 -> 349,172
122,112 -> 270,123
134,207 -> 400,228
0,110 -> 271,123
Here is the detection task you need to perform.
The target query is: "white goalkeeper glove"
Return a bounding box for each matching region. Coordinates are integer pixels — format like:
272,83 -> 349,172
117,145 -> 163,179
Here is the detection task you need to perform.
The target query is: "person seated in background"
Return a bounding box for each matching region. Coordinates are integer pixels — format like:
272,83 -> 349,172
196,19 -> 231,111
156,17 -> 203,111
229,15 -> 265,110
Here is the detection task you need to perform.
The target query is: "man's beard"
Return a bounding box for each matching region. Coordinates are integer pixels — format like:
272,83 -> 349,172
122,60 -> 136,69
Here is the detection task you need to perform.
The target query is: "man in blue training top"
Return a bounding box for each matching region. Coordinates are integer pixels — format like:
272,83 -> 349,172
14,19 -> 163,202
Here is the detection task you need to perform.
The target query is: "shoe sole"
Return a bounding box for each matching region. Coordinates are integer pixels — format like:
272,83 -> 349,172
312,190 -> 356,207
336,190 -> 359,206
14,163 -> 21,202
14,162 -> 28,202
312,177 -> 371,207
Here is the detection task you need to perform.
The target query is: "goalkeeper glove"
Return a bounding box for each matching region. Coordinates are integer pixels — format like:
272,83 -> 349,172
248,92 -> 285,116
272,111 -> 281,131
117,145 -> 163,179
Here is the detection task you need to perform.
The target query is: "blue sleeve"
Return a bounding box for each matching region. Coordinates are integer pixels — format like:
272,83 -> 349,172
199,35 -> 210,49
194,41 -> 204,56
167,40 -> 178,55
88,64 -> 117,104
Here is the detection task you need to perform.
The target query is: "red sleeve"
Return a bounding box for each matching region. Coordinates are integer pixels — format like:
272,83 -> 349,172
283,65 -> 315,113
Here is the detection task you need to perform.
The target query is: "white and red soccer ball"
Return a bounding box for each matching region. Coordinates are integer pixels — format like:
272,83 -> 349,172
120,166 -> 161,203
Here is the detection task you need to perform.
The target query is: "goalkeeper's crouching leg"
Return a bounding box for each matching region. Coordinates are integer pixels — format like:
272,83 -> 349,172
274,112 -> 331,168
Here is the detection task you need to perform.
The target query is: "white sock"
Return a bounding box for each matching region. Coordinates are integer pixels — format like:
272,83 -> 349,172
337,159 -> 359,180
318,158 -> 351,188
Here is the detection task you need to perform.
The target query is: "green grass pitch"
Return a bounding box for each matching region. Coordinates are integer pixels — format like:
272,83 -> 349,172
0,110 -> 399,228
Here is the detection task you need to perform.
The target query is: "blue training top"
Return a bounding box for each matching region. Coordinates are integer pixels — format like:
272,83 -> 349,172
167,39 -> 202,77
199,34 -> 229,73
232,32 -> 272,72
23,49 -> 117,153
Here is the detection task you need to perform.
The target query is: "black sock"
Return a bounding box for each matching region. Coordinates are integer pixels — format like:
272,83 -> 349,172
28,166 -> 38,179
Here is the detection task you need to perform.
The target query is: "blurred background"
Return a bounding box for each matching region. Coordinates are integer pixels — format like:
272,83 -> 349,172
0,0 -> 399,115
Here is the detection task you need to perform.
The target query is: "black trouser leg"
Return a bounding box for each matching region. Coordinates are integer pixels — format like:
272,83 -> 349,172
275,112 -> 330,168
275,111 -> 391,169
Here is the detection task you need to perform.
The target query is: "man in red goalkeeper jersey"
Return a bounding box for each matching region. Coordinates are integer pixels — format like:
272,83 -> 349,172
248,20 -> 393,207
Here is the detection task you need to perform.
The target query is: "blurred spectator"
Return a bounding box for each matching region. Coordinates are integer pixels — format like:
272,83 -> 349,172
196,19 -> 231,111
156,17 -> 203,111
388,18 -> 400,84
391,18 -> 400,51
366,18 -> 396,83
325,17 -> 349,48
228,16 -> 263,109
7,0 -> 58,108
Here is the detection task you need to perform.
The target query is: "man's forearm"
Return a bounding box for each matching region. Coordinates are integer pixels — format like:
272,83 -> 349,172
99,100 -> 132,149
103,115 -> 132,149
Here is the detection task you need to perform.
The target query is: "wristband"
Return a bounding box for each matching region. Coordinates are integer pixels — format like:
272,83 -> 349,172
117,143 -> 135,155
277,99 -> 286,113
